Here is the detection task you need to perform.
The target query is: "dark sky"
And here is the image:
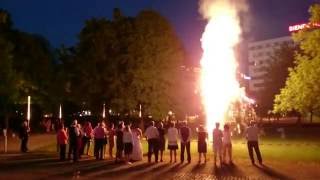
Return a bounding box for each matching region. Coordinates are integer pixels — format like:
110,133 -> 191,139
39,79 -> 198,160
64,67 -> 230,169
1,0 -> 320,65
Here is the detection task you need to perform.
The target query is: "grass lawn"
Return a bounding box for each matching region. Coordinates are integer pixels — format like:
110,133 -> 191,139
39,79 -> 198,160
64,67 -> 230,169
37,135 -> 320,163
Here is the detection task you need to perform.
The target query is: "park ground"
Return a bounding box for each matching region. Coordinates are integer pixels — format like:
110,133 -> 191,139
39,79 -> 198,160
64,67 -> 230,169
0,134 -> 320,180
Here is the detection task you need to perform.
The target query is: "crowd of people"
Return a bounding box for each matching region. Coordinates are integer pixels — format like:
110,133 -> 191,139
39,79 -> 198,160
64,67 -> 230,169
18,119 -> 263,167
56,120 -> 144,164
52,119 -> 263,166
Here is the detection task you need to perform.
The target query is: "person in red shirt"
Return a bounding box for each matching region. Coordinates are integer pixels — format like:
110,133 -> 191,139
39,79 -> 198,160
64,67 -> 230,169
57,124 -> 68,160
82,121 -> 93,155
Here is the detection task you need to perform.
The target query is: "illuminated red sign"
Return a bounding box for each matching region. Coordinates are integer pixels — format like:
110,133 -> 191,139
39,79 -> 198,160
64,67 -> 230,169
289,23 -> 320,32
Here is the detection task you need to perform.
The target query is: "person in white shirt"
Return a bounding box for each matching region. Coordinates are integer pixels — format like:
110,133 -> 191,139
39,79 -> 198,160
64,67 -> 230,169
179,121 -> 191,163
213,122 -> 223,167
144,121 -> 159,163
167,122 -> 179,163
245,121 -> 263,165
222,124 -> 233,165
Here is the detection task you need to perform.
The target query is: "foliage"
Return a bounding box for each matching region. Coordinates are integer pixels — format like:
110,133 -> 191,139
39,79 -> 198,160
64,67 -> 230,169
0,9 -> 55,127
255,43 -> 296,116
274,4 -> 320,122
63,9 -> 186,119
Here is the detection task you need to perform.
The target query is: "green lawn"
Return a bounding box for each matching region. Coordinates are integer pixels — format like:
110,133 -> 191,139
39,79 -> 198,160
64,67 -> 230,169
37,136 -> 320,163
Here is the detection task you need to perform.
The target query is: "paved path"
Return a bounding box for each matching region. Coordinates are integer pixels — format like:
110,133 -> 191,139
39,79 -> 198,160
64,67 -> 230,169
1,151 -> 320,179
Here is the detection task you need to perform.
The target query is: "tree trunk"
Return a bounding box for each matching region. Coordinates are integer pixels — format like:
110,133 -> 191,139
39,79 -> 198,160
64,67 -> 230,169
310,111 -> 313,123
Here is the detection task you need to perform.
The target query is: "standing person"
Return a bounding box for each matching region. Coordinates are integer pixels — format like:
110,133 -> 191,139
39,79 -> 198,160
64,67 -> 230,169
101,122 -> 108,159
19,120 -> 30,153
93,122 -> 107,160
144,121 -> 160,163
68,120 -> 80,162
123,124 -> 134,164
167,122 -> 179,163
130,124 -> 143,161
57,124 -> 68,160
115,121 -> 124,163
82,121 -> 93,155
213,122 -> 223,167
179,121 -> 191,163
245,121 -> 263,165
222,124 -> 233,165
77,124 -> 84,159
108,123 -> 115,158
157,122 -> 166,162
197,125 -> 208,164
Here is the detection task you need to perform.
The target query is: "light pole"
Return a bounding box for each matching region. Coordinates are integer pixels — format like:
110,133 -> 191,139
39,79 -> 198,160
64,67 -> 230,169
27,96 -> 31,126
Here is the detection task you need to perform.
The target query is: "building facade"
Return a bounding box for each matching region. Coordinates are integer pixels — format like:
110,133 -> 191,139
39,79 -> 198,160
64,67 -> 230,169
247,36 -> 293,93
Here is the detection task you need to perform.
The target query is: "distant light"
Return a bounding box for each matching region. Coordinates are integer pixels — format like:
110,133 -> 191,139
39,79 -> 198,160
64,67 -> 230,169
289,22 -> 320,32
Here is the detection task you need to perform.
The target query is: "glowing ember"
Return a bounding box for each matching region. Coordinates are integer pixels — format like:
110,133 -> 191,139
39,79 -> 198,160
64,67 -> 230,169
199,0 -> 245,136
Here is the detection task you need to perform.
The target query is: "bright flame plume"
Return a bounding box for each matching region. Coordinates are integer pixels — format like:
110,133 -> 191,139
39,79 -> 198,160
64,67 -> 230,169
199,0 -> 245,135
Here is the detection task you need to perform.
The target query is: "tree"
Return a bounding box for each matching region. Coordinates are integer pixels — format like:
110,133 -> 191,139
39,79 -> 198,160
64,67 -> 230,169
0,9 -> 55,128
274,4 -> 320,122
255,43 -> 296,116
0,36 -> 18,128
65,9 -> 186,119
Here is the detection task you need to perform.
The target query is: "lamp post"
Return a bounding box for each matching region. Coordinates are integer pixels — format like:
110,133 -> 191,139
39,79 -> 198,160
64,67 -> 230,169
102,103 -> 106,121
59,104 -> 62,120
27,96 -> 31,124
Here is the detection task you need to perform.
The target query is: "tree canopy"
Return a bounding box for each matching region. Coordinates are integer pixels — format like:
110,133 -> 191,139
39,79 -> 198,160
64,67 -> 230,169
0,9 -> 55,128
62,9 -> 186,119
0,8 -> 190,126
274,4 -> 320,122
255,43 -> 296,116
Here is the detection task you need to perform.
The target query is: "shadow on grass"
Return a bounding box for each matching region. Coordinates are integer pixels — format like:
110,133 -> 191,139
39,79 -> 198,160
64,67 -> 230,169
52,159 -> 119,178
254,164 -> 292,180
191,163 -> 206,173
130,163 -> 171,179
212,163 -> 246,179
93,162 -> 154,178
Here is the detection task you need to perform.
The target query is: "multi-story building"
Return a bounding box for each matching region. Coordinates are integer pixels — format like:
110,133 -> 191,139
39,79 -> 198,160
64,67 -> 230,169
247,36 -> 294,93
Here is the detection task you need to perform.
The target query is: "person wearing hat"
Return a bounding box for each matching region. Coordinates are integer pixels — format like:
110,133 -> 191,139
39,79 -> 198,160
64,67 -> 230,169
245,121 -> 263,165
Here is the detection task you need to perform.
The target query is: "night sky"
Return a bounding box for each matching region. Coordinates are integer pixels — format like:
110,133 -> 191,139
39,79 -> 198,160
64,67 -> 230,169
1,0 -> 320,65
